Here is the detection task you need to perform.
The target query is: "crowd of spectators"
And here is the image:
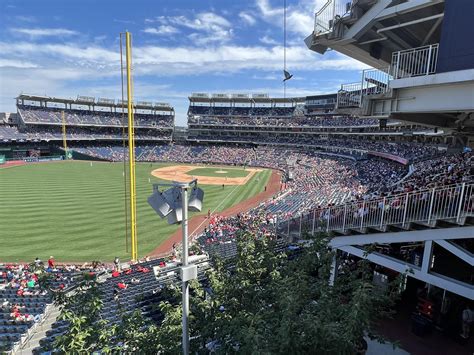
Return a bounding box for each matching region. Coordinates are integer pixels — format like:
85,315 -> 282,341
0,260 -> 94,352
189,115 -> 380,127
18,105 -> 174,128
189,106 -> 295,117
0,124 -> 27,141
0,124 -> 172,142
189,135 -> 441,162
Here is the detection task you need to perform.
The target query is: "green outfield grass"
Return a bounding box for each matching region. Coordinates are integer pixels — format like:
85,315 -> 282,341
187,166 -> 250,178
0,161 -> 271,262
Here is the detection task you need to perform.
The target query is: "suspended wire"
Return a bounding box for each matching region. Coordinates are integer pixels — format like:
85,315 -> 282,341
120,33 -> 129,254
283,0 -> 287,99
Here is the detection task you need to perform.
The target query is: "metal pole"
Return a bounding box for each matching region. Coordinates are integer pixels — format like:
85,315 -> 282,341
61,111 -> 68,158
427,188 -> 436,224
402,193 -> 409,228
342,204 -> 347,233
181,185 -> 190,355
299,214 -> 302,238
380,198 -> 386,229
456,183 -> 466,223
125,31 -> 138,261
326,208 -> 331,233
426,44 -> 432,75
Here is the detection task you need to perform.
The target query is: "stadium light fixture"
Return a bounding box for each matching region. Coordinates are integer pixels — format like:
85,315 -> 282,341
147,179 -> 204,355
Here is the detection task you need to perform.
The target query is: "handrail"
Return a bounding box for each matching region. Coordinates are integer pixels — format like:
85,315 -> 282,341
314,0 -> 352,35
391,44 -> 439,79
278,181 -> 474,237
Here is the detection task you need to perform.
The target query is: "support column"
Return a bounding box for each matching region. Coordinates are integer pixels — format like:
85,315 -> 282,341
421,240 -> 433,274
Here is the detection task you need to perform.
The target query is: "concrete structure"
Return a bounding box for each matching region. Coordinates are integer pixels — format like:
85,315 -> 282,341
305,0 -> 474,140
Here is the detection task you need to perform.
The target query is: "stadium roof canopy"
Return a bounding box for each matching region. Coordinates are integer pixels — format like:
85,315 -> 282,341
188,93 -> 305,104
16,94 -> 173,111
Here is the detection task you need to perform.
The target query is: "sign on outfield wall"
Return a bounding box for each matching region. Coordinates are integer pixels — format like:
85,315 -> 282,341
0,155 -> 5,165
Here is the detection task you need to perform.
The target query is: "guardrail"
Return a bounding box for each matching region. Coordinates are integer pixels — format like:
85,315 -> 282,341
391,44 -> 439,79
336,82 -> 362,108
362,67 -> 392,96
277,182 -> 474,238
314,0 -> 352,35
337,67 -> 392,108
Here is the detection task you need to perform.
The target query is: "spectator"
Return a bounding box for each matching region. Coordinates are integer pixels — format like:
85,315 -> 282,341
48,256 -> 55,270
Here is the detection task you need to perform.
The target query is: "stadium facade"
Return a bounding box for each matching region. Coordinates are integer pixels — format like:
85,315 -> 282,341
303,0 -> 474,300
1,88 -> 472,301
1,1 -> 474,347
305,0 -> 474,144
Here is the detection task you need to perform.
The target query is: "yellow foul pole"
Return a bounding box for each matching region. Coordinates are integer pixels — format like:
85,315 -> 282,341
61,111 -> 68,157
125,31 -> 138,261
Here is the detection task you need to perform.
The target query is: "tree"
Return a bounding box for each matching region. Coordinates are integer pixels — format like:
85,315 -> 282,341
46,231 -> 399,354
180,232 -> 400,354
52,275 -> 118,354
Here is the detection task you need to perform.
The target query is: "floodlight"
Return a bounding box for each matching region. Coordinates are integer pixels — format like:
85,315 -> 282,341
167,205 -> 183,224
147,178 -> 204,355
147,191 -> 172,218
188,187 -> 204,212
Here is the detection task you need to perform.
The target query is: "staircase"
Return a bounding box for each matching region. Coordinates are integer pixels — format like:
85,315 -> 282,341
13,305 -> 61,354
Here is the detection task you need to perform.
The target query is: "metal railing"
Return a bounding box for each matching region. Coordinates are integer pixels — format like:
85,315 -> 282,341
391,44 -> 439,79
277,182 -> 474,238
336,82 -> 362,108
314,0 -> 353,35
362,67 -> 392,96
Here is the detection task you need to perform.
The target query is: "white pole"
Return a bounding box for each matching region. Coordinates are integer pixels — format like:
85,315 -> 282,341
181,185 -> 190,355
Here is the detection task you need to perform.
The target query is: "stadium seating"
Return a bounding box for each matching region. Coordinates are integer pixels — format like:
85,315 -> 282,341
0,264 -> 84,353
18,106 -> 174,128
35,255 -> 211,353
188,113 -> 380,127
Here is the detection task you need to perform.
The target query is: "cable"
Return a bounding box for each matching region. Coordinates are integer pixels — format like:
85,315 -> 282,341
283,0 -> 286,98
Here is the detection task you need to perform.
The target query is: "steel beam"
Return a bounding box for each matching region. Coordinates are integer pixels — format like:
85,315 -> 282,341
434,240 -> 474,267
338,245 -> 474,299
329,226 -> 474,247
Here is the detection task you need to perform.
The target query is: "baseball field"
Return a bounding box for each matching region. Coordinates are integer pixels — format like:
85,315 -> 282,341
0,161 -> 271,262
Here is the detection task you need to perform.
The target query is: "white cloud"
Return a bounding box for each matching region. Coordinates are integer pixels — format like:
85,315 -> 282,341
256,0 -> 324,37
10,27 -> 79,37
239,12 -> 256,26
172,12 -> 231,31
0,59 -> 39,68
0,40 -> 368,79
0,42 -> 119,65
150,12 -> 234,44
260,35 -> 279,45
143,25 -> 180,35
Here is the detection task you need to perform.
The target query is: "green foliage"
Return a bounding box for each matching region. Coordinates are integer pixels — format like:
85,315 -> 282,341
181,232 -> 397,354
50,231 -> 398,353
53,278 -> 118,354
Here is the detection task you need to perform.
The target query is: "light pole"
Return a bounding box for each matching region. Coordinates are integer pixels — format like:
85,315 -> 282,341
148,179 -> 204,355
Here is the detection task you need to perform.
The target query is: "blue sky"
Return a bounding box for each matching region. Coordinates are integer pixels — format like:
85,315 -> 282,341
0,0 -> 367,125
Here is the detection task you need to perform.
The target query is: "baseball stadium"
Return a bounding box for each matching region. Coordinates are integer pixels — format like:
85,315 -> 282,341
0,0 -> 473,354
